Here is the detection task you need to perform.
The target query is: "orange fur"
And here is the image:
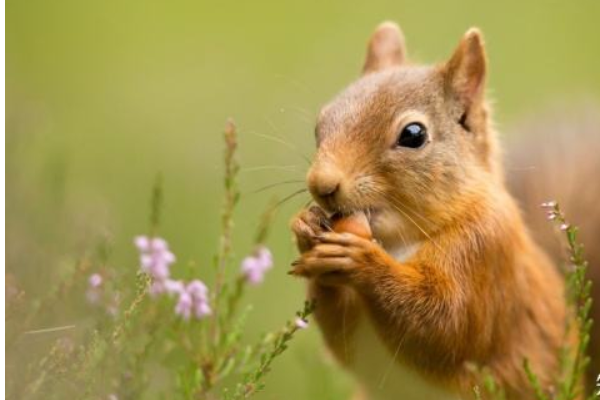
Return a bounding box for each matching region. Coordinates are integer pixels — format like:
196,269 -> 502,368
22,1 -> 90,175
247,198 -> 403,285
291,22 -> 570,399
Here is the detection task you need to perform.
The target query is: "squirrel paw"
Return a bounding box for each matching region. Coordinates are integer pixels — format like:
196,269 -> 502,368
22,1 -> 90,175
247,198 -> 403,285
290,231 -> 388,286
290,206 -> 330,253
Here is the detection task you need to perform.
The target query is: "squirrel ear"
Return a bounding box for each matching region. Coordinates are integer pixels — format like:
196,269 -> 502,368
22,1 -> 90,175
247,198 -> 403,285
443,28 -> 487,109
362,21 -> 406,74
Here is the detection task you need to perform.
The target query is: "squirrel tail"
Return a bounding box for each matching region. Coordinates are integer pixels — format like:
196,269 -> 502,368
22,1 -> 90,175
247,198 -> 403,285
505,100 -> 600,391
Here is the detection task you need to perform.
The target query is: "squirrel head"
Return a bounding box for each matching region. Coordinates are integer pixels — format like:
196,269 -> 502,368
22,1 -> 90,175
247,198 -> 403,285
307,22 -> 500,243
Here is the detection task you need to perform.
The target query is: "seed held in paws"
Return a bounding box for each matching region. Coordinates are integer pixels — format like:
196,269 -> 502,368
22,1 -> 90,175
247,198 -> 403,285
331,212 -> 372,240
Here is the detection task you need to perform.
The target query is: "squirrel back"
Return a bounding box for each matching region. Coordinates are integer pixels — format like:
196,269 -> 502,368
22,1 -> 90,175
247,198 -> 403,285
505,102 -> 600,388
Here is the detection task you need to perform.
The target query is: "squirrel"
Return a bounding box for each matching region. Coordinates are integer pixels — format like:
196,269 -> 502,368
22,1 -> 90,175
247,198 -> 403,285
289,21 -> 594,399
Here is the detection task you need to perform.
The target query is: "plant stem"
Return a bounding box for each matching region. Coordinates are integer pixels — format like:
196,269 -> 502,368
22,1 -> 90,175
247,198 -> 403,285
227,300 -> 315,400
211,119 -> 240,350
543,202 -> 593,400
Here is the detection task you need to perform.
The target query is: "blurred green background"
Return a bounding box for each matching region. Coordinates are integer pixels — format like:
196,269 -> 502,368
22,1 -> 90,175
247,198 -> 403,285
6,0 -> 600,399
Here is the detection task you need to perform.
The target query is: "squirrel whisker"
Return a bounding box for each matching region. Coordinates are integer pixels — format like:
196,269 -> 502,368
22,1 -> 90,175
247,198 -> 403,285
272,188 -> 309,211
251,179 -> 305,194
249,131 -> 312,166
241,165 -> 299,173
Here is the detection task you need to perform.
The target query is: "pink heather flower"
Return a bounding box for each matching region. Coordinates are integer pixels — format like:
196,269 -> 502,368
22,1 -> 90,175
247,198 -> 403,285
546,212 -> 557,221
175,291 -> 193,320
540,201 -> 557,208
134,235 -> 210,320
148,280 -> 166,297
187,279 -> 208,298
148,278 -> 184,297
164,279 -> 185,295
134,235 -> 176,283
86,273 -> 104,304
241,246 -> 273,285
141,256 -> 170,280
187,279 -> 212,319
134,236 -> 149,251
195,301 -> 212,319
560,223 -> 570,231
295,317 -> 308,329
135,236 -> 168,252
172,280 -> 212,320
89,273 -> 103,288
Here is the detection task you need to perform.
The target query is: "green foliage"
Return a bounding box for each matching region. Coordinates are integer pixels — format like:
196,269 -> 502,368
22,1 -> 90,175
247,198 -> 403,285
224,300 -> 316,400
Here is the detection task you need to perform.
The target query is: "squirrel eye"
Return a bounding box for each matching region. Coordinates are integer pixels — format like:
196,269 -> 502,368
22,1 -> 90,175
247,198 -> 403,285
397,122 -> 428,149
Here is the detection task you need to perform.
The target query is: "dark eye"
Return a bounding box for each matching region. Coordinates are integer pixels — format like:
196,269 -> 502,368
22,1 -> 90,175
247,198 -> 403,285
396,122 -> 428,149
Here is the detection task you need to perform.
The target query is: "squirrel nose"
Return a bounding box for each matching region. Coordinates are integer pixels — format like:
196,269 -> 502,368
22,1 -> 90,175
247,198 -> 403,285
315,180 -> 339,198
307,164 -> 343,202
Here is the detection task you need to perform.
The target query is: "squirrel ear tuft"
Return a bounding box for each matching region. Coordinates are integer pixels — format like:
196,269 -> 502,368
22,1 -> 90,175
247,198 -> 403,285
362,21 -> 406,74
444,28 -> 487,109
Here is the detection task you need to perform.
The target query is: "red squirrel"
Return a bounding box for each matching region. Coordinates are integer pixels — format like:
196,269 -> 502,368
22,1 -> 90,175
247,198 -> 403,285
290,22 -> 577,399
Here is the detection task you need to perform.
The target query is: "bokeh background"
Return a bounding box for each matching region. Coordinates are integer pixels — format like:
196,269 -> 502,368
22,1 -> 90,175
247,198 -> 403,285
6,0 -> 600,399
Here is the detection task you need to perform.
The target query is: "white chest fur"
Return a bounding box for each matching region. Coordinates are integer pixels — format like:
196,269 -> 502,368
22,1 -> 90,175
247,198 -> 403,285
348,241 -> 462,400
351,318 -> 461,400
387,242 -> 422,263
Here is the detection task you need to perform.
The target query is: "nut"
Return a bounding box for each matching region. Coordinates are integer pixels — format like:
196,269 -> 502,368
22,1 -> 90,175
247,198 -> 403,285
331,212 -> 372,239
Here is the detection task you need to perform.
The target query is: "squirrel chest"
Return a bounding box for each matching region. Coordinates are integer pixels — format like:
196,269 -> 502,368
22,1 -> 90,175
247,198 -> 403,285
351,314 -> 461,400
346,242 -> 462,400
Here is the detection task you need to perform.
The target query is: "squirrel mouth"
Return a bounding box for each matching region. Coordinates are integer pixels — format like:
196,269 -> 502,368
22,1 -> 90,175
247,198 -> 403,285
330,208 -> 379,224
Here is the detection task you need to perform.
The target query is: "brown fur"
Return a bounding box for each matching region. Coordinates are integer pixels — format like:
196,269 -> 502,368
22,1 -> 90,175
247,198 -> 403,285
291,22 -> 571,399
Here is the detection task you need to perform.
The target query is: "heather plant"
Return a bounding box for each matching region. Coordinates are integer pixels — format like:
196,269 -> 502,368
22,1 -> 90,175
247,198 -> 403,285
6,120 -> 314,400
